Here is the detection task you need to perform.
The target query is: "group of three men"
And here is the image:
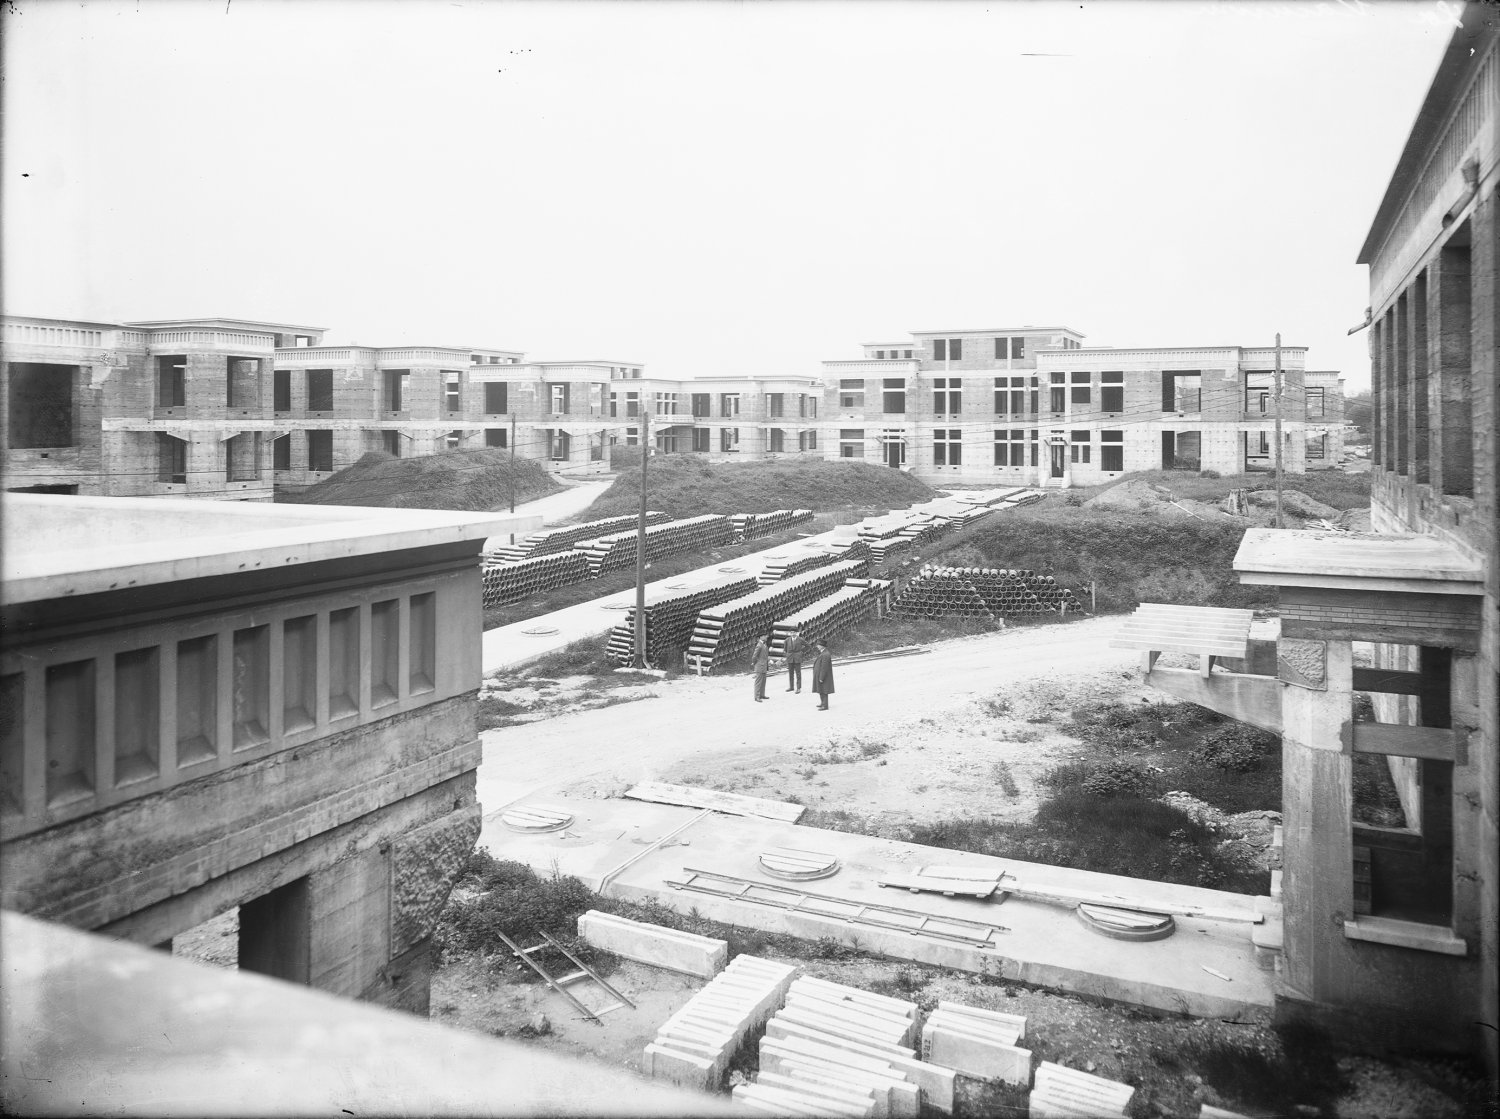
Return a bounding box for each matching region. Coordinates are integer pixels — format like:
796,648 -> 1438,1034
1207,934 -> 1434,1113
751,627 -> 834,710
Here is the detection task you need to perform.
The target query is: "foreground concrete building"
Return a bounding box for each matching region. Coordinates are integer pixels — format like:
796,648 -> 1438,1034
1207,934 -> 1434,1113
1126,5 -> 1496,1077
0,494 -> 539,1012
822,328 -> 1344,486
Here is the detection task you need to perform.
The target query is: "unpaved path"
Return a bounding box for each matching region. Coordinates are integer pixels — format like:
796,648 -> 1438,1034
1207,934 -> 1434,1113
474,616 -> 1139,819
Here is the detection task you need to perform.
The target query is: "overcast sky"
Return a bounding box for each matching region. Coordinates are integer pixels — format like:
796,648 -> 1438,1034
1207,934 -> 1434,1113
4,0 -> 1459,391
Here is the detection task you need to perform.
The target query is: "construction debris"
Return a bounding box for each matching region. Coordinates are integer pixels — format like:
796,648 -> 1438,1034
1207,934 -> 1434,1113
623,781 -> 805,823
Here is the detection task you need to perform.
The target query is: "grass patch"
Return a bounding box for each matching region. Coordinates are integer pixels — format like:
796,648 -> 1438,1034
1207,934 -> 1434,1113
942,507 -> 1272,613
476,695 -> 528,730
280,448 -> 562,511
907,794 -> 1262,892
990,760 -> 1020,797
581,456 -> 938,521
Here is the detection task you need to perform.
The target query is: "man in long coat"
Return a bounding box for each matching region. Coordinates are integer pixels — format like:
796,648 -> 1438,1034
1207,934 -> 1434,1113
783,627 -> 806,693
811,640 -> 834,711
751,633 -> 770,702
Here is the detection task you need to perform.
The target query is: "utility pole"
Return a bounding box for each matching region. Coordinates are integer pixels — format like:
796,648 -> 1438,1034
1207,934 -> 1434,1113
633,401 -> 651,669
1273,332 -> 1284,530
509,412 -> 518,513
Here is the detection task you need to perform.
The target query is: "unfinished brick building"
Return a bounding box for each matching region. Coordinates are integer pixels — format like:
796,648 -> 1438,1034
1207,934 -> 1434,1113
822,328 -> 1344,486
1121,4 -> 1496,1077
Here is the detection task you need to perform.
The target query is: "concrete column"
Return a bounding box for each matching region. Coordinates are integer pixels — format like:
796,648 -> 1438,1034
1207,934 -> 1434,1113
1278,638 -> 1353,1004
307,847 -> 391,1001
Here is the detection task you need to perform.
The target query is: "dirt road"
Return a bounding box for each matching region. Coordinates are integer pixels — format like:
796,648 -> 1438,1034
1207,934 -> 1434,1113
474,615 -> 1137,819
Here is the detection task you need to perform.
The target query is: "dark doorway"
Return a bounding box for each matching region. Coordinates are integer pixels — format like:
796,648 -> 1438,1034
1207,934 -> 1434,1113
239,878 -> 310,983
1049,442 -> 1066,479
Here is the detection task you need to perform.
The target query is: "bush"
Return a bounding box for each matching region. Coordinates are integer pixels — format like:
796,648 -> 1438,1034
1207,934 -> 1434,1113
435,853 -> 599,967
1044,760 -> 1156,799
1190,724 -> 1278,772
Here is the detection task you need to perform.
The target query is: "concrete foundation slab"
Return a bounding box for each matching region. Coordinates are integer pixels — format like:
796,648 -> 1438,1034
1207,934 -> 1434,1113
486,795 -> 1274,1022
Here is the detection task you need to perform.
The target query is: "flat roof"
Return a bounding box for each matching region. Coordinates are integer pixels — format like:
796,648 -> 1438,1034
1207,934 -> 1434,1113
124,317 -> 328,333
908,326 -> 1084,337
1,494 -> 540,605
1234,527 -> 1484,595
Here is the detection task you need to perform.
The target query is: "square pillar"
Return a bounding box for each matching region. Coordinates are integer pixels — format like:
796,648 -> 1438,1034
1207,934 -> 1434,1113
1278,637 -> 1354,1003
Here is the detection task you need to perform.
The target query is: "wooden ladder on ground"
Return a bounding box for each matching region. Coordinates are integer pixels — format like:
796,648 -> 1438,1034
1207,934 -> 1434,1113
495,929 -> 636,1024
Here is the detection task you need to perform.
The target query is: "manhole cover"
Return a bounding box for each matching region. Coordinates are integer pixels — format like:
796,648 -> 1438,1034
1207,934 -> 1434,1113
1076,903 -> 1176,941
602,602 -> 632,610
758,846 -> 841,881
498,805 -> 574,834
522,626 -> 559,636
718,566 -> 744,573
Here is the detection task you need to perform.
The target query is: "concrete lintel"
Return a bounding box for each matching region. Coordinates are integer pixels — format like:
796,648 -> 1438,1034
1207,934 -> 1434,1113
1143,667 -> 1282,734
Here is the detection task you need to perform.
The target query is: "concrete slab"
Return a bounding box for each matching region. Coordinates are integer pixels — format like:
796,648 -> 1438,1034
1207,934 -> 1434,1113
760,1055 -> 896,1119
919,1022 -> 1031,1085
491,794 -> 1275,1022
765,1053 -> 921,1119
933,1000 -> 1027,1042
1029,1061 -> 1134,1119
578,910 -> 727,977
645,1041 -> 717,1091
764,1027 -> 953,1113
757,1071 -> 877,1113
792,976 -> 919,1018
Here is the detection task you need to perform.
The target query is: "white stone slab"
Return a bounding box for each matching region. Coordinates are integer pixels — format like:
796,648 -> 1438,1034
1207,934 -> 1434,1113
920,1022 -> 1031,1085
644,1042 -> 717,1091
792,976 -> 919,1017
764,1023 -> 953,1114
578,910 -> 727,978
1030,1061 -> 1134,1119
934,1000 -> 1028,1042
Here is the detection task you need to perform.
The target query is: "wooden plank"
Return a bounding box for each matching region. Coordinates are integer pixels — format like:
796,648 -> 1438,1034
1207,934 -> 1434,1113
625,781 -> 806,822
1350,723 -> 1457,762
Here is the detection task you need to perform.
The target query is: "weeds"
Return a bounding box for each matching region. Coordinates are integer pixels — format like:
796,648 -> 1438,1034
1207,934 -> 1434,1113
802,736 -> 891,764
990,760 -> 1020,797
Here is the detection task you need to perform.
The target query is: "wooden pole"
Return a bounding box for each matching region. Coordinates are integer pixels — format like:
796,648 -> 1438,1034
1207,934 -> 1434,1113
509,412 -> 517,513
1273,333 -> 1284,529
634,402 -> 651,668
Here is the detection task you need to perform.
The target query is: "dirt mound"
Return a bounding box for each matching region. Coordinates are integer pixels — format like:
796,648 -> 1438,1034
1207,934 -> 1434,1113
582,457 -> 938,520
281,448 -> 563,511
1245,489 -> 1340,520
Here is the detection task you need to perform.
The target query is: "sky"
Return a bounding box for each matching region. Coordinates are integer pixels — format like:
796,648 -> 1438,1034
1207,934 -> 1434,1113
3,0 -> 1461,392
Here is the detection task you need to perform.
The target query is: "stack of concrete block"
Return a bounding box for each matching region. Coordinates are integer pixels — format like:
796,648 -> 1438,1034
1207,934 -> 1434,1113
919,1001 -> 1031,1085
1028,1061 -> 1135,1118
645,954 -> 798,1092
755,977 -> 957,1114
577,910 -> 727,979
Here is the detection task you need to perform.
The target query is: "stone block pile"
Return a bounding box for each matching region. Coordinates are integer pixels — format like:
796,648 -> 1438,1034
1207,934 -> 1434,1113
644,954 -> 797,1092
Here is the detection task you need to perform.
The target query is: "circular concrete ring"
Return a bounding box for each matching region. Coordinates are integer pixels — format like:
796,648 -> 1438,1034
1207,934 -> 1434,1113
521,626 -> 560,636
1075,903 -> 1176,942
